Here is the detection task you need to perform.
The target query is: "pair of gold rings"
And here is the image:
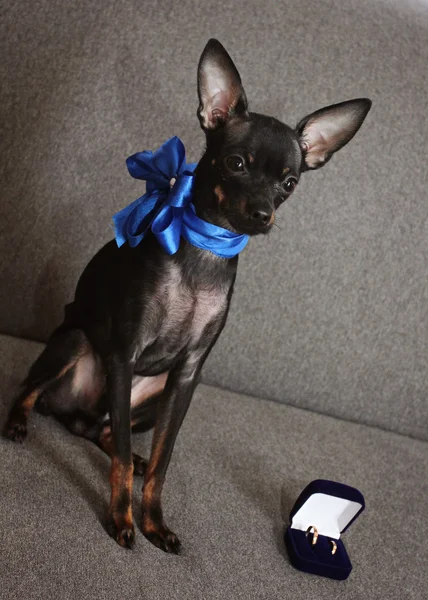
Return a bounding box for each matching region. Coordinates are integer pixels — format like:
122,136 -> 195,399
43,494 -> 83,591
305,526 -> 337,555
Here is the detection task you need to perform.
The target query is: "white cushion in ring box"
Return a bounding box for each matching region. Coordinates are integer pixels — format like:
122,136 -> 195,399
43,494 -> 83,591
290,493 -> 363,540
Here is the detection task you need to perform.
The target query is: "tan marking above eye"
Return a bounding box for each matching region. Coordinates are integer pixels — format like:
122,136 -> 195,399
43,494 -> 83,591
248,153 -> 255,163
282,167 -> 290,176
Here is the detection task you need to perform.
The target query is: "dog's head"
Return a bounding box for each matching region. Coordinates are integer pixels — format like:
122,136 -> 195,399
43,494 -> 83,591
196,39 -> 371,236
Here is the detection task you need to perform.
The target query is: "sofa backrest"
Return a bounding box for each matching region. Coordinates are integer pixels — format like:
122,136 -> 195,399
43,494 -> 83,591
1,0 -> 427,440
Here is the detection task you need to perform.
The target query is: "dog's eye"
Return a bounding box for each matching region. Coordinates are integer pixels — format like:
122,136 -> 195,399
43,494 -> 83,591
283,177 -> 297,194
225,155 -> 245,172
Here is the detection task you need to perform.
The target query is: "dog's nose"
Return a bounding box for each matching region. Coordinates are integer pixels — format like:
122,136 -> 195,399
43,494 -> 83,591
251,209 -> 272,226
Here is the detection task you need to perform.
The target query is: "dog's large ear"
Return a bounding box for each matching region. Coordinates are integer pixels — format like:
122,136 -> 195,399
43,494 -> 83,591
197,39 -> 248,131
296,99 -> 371,170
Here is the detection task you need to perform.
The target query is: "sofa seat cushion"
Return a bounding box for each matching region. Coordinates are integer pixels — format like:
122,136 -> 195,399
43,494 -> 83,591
1,335 -> 426,600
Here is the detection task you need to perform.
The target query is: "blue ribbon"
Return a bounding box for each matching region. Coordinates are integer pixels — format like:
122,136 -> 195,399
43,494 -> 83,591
113,137 -> 249,258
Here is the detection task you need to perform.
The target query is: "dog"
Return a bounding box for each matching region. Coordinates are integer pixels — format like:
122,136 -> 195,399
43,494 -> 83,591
3,39 -> 371,554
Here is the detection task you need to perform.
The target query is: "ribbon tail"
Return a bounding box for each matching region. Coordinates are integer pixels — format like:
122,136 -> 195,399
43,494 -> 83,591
151,206 -> 184,255
113,192 -> 162,248
113,195 -> 145,247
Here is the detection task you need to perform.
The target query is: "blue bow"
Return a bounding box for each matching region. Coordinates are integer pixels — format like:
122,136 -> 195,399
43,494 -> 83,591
113,137 -> 249,258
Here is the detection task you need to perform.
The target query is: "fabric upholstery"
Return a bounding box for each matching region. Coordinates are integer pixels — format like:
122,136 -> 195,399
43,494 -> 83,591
1,335 -> 427,599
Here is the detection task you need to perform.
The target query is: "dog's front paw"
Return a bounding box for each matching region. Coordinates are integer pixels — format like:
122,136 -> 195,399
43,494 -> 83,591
106,515 -> 136,549
142,519 -> 181,554
3,415 -> 28,442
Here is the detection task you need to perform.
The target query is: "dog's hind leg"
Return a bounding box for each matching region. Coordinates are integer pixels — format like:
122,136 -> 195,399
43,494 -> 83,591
3,329 -> 91,442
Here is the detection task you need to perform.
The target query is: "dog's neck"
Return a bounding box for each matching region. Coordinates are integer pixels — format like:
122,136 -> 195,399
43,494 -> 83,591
191,154 -> 239,234
176,154 -> 240,282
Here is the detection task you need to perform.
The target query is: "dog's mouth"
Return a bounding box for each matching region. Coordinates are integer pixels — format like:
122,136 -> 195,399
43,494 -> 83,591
228,217 -> 274,236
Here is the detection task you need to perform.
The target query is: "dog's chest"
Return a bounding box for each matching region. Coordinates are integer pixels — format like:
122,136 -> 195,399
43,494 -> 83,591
140,263 -> 229,354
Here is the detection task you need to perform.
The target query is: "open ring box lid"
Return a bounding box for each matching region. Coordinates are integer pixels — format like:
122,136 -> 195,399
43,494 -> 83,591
284,480 -> 365,580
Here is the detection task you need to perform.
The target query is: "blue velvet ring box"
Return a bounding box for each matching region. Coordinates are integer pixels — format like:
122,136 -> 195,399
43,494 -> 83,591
284,480 -> 365,580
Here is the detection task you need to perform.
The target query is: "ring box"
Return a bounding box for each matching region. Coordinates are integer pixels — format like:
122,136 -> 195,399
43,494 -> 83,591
284,480 -> 365,580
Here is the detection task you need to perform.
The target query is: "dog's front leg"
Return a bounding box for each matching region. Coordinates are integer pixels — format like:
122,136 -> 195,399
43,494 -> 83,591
141,355 -> 202,554
104,353 -> 135,549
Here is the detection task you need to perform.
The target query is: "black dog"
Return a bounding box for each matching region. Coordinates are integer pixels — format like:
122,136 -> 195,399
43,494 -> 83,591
3,39 -> 371,553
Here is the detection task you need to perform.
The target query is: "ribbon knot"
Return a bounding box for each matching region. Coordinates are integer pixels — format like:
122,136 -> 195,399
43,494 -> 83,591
113,137 -> 249,258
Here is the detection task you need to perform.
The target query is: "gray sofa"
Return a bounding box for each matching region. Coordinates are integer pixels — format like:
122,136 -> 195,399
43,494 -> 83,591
1,1 -> 427,599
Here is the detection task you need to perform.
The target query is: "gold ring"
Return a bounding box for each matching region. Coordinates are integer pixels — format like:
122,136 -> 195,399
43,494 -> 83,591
330,540 -> 337,555
305,525 -> 319,546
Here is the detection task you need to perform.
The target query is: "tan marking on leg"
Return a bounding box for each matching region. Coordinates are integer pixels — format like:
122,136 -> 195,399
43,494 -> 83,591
100,429 -> 146,478
21,389 -> 41,416
141,474 -> 164,532
147,432 -> 168,476
130,416 -> 141,428
142,520 -> 158,533
20,352 -> 80,417
110,456 -> 134,525
143,430 -> 168,505
143,476 -> 157,504
56,358 -> 79,382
